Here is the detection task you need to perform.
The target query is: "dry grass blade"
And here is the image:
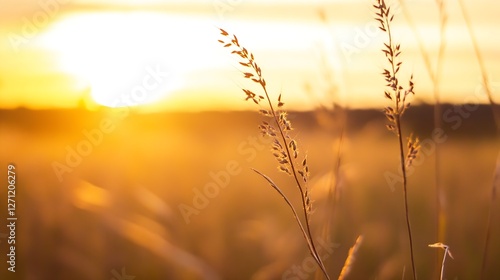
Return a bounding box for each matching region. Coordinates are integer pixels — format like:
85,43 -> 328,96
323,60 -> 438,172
428,242 -> 453,280
251,168 -> 323,267
338,236 -> 363,280
72,180 -> 220,280
106,214 -> 220,280
374,1 -> 418,279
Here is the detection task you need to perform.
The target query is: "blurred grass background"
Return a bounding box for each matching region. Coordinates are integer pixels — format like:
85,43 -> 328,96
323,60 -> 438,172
0,106 -> 498,279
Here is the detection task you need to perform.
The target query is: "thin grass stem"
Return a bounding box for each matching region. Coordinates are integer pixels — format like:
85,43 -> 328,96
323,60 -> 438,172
374,1 -> 418,278
457,2 -> 500,278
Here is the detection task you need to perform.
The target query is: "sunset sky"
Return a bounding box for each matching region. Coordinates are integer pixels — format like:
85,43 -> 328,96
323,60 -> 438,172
0,0 -> 498,111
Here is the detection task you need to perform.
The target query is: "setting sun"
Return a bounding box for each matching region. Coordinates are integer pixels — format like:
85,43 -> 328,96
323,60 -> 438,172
1,0 -> 498,110
2,1 -> 500,279
35,12 -> 200,108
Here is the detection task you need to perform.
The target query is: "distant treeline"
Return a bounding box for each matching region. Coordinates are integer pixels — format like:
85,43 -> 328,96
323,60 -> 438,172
0,104 -> 497,138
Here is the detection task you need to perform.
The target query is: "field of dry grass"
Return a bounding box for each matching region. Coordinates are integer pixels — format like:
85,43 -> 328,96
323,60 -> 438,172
0,106 -> 498,279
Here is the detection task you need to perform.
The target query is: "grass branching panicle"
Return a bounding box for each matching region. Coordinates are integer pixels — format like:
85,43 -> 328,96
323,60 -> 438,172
218,28 -> 330,280
374,1 -> 419,279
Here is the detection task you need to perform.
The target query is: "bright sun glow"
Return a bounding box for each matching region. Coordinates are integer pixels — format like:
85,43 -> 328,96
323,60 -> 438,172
35,12 -> 208,108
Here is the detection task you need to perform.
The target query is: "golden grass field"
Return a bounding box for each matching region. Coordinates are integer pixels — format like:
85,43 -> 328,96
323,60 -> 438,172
0,106 -> 498,279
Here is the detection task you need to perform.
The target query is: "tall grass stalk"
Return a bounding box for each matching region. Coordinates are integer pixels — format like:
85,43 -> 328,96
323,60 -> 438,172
432,0 -> 448,263
457,1 -> 500,278
218,28 -> 330,280
397,1 -> 448,277
374,1 -> 420,279
479,152 -> 499,279
311,12 -> 348,279
457,0 -> 500,123
312,7 -> 347,248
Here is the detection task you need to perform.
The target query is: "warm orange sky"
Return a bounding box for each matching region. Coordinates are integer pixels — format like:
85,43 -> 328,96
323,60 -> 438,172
0,0 -> 498,111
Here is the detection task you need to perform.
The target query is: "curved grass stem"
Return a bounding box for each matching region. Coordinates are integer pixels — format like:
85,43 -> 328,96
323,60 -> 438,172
218,28 -> 330,280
